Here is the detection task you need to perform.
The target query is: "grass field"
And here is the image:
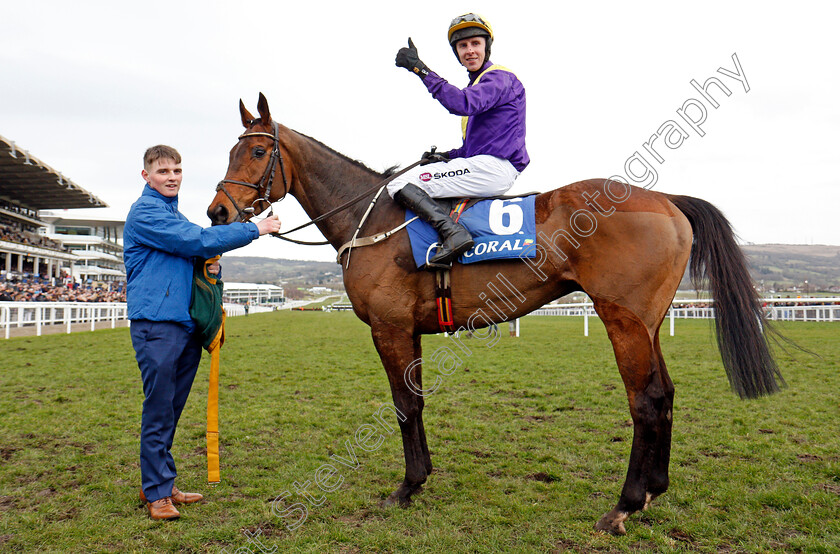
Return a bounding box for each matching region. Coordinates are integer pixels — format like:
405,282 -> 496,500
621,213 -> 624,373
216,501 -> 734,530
1,312 -> 838,553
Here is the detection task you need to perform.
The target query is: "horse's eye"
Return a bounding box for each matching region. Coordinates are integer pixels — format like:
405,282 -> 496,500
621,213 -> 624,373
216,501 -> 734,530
253,147 -> 266,158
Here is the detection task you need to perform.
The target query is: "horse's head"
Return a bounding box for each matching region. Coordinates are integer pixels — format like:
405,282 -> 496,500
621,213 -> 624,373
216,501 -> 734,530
207,93 -> 294,225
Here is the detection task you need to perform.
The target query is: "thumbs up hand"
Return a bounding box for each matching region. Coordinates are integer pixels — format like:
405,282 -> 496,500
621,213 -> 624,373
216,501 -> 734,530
395,37 -> 430,78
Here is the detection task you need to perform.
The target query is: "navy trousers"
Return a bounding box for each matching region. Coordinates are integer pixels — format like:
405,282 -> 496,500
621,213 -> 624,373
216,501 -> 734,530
130,320 -> 202,503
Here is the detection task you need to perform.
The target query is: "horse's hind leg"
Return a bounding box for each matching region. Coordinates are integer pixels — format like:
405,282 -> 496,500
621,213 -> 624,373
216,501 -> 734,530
369,318 -> 432,507
645,328 -> 675,508
593,301 -> 675,535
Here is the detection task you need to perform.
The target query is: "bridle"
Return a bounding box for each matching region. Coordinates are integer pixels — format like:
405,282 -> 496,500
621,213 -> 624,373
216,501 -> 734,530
215,120 -> 334,246
215,119 -> 424,247
215,119 -> 288,223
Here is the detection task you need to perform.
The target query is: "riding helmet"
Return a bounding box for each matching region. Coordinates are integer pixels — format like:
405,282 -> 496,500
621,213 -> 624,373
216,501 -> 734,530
447,13 -> 493,60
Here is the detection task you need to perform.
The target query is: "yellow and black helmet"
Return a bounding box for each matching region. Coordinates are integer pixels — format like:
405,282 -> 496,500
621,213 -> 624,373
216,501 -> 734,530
448,13 -> 493,58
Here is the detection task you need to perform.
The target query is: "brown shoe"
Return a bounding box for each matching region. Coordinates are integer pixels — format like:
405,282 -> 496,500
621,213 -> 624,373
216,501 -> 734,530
171,485 -> 203,505
140,485 -> 203,505
147,497 -> 180,520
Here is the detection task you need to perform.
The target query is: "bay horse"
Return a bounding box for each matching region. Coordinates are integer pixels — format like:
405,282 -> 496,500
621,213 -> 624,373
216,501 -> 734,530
207,94 -> 783,535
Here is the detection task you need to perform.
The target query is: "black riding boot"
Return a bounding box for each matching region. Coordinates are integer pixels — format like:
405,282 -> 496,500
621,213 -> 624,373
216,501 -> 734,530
394,184 -> 474,269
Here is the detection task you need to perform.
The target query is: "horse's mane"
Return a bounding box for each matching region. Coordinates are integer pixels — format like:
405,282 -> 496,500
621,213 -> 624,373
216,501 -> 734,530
293,130 -> 399,179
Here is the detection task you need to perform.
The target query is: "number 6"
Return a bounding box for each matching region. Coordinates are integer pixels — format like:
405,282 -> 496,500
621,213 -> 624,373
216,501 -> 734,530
488,199 -> 524,235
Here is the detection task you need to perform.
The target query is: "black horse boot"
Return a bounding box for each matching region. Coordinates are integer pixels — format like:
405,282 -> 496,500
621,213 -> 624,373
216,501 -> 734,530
394,184 -> 474,269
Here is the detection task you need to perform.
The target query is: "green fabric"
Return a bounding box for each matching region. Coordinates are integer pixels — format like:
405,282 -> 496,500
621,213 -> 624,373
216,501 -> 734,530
189,257 -> 225,351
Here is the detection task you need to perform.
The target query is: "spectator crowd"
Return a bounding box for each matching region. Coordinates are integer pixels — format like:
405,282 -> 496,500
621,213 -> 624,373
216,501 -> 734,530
0,273 -> 125,302
2,215 -> 125,302
1,223 -> 67,252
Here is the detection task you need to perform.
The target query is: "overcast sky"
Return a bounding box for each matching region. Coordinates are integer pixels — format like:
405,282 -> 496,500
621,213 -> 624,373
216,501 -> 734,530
2,1 -> 837,262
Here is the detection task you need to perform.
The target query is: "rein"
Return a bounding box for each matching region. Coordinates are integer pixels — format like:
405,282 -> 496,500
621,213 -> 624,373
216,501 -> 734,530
217,123 -> 423,247
269,159 -> 422,244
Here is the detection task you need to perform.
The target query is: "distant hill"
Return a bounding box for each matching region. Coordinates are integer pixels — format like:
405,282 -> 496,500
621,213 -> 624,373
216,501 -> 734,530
675,244 -> 840,291
740,244 -> 840,291
220,257 -> 342,289
221,244 -> 840,293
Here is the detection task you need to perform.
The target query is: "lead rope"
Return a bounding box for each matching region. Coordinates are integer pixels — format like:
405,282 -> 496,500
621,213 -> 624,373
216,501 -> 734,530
206,335 -> 221,483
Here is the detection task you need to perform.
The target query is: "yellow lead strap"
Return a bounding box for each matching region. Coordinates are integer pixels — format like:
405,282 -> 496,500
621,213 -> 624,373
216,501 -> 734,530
191,255 -> 226,484
206,343 -> 221,483
206,314 -> 224,483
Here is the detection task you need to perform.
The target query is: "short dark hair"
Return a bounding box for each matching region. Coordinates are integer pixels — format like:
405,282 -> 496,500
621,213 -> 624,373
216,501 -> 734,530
143,145 -> 182,170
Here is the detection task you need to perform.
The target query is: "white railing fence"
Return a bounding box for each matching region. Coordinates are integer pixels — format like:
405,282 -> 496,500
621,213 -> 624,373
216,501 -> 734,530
1,301 -> 278,339
530,297 -> 840,336
0,302 -> 128,339
222,303 -> 276,317
3,297 -> 838,339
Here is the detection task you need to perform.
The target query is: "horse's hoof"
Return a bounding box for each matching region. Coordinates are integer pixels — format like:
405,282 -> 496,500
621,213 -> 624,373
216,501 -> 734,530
642,492 -> 656,511
380,491 -> 412,508
380,482 -> 424,508
594,509 -> 628,536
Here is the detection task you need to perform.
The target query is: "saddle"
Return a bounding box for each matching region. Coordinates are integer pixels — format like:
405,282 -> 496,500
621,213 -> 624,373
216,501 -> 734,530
429,192 -> 540,333
336,191 -> 538,268
406,193 -> 538,269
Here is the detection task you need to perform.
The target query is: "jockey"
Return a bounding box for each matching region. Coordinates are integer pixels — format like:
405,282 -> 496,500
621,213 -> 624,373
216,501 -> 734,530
392,13 -> 529,269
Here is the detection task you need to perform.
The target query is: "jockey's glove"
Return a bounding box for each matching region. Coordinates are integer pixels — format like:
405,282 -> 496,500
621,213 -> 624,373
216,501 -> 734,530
420,150 -> 450,165
395,38 -> 430,78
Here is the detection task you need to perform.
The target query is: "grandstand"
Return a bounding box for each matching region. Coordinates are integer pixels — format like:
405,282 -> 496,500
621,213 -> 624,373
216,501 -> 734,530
39,210 -> 125,283
223,282 -> 285,304
0,134 -> 107,282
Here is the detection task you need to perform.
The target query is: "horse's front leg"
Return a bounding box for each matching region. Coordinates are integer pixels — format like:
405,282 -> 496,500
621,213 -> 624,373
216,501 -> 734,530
369,316 -> 431,507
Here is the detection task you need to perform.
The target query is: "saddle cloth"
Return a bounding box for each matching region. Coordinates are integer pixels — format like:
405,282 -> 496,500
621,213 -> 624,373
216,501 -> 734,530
406,195 -> 537,269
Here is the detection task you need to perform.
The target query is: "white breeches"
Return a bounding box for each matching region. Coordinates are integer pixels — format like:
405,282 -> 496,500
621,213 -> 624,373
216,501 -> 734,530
387,155 -> 519,199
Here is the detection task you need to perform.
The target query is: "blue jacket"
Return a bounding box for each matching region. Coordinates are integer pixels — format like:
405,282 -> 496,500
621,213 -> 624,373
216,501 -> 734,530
123,185 -> 259,331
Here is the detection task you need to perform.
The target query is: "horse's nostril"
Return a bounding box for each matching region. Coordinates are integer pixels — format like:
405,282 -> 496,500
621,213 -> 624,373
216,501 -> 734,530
207,205 -> 228,226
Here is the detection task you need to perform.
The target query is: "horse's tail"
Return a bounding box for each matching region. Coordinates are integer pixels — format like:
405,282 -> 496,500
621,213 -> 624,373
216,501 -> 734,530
667,194 -> 784,399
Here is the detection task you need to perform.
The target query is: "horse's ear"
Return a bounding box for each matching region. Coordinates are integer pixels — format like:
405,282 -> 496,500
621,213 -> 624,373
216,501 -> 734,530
240,100 -> 256,128
257,92 -> 271,124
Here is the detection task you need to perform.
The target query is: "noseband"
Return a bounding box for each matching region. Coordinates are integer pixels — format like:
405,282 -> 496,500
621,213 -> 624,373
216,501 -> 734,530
215,120 -> 288,222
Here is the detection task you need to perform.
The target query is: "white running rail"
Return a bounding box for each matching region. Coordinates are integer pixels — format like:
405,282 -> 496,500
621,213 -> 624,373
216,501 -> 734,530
1,301 -> 278,339
529,297 -> 840,336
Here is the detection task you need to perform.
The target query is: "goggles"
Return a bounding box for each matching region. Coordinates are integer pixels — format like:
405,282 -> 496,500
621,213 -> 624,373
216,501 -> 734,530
450,13 -> 487,28
448,13 -> 493,42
